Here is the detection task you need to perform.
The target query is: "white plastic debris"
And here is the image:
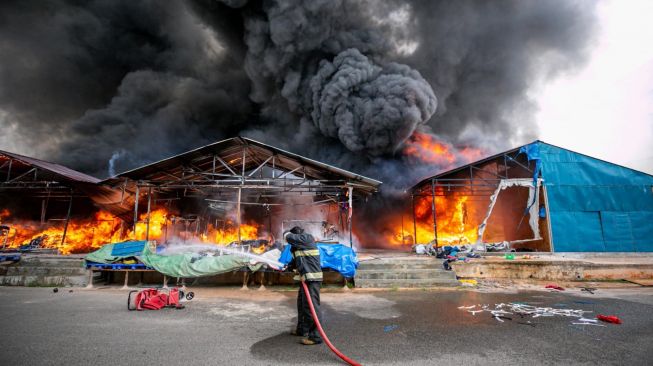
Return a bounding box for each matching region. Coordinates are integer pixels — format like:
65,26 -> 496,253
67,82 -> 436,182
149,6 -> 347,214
459,302 -> 594,326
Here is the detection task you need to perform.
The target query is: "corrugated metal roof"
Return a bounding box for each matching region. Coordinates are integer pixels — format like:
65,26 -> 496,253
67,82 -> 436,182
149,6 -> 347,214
411,139 -> 653,190
109,136 -> 382,188
0,150 -> 100,184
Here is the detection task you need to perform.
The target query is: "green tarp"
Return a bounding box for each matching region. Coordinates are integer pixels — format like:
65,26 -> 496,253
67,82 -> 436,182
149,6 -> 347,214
85,241 -> 264,277
138,245 -> 263,278
84,242 -> 131,264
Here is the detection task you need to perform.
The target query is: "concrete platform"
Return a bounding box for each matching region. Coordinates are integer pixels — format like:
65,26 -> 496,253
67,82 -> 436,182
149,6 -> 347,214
452,253 -> 653,281
3,250 -> 652,288
0,254 -> 87,286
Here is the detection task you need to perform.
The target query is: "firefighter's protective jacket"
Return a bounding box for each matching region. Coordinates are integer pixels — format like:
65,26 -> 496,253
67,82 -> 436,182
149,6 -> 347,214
285,232 -> 323,282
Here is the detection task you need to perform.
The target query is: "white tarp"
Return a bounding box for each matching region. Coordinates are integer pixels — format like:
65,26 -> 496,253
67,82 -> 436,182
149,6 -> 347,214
476,178 -> 542,246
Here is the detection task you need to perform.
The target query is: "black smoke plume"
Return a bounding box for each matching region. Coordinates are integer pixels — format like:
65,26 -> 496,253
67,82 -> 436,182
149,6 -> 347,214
0,0 -> 598,245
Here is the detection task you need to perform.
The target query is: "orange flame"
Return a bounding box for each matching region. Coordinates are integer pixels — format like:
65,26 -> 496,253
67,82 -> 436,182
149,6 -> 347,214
402,132 -> 484,167
201,220 -> 259,245
384,195 -> 479,247
403,133 -> 456,165
0,211 -> 123,254
0,207 -> 261,255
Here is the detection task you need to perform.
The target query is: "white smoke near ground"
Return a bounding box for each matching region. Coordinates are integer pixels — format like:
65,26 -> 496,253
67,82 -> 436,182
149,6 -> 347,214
107,150 -> 126,177
158,240 -> 283,269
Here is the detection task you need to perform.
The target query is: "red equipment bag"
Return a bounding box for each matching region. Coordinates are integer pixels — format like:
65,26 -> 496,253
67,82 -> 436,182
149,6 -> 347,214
128,288 -> 185,311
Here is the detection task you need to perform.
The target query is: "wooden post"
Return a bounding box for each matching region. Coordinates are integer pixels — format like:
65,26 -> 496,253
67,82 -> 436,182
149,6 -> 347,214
60,195 -> 73,252
145,186 -> 152,241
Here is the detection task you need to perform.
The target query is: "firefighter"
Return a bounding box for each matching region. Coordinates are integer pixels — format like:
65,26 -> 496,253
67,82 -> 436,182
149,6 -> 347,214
284,226 -> 323,345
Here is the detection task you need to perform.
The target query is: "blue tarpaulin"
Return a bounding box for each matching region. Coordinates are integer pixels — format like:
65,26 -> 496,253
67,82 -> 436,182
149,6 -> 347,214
110,241 -> 148,257
279,243 -> 359,278
521,141 -> 653,252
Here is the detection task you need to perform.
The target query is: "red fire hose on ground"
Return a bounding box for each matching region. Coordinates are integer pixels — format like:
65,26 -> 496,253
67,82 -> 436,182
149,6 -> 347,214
301,281 -> 362,366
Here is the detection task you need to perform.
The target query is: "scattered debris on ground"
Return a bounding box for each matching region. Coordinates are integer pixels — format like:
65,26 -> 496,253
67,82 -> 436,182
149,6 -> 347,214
459,279 -> 478,287
383,325 -> 399,332
581,287 -> 597,294
545,283 -> 565,291
458,302 -> 606,326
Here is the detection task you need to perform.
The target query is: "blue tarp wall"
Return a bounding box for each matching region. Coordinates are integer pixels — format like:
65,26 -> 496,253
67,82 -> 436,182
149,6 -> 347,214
521,142 -> 653,252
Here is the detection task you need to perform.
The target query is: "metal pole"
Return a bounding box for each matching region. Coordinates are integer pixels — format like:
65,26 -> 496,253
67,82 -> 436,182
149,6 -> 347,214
348,186 -> 353,248
145,187 -> 152,241
60,194 -> 73,252
163,217 -> 168,243
40,199 -> 47,224
267,205 -> 272,239
236,188 -> 242,243
6,159 -> 11,181
431,179 -> 438,248
412,194 -> 417,245
133,185 -> 140,233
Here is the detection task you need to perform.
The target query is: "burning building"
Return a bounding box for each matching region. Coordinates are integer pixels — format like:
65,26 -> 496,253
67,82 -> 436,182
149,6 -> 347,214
408,141 -> 653,252
0,150 -> 109,254
1,137 -> 381,255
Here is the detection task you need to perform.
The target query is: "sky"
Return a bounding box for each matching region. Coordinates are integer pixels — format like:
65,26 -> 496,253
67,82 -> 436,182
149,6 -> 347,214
535,0 -> 653,174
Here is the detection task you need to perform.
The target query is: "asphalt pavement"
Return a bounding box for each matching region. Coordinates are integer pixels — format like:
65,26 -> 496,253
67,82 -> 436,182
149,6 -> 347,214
0,285 -> 652,365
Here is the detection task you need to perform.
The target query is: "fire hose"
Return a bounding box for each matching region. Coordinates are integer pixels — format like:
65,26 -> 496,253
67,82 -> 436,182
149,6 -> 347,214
301,281 -> 362,366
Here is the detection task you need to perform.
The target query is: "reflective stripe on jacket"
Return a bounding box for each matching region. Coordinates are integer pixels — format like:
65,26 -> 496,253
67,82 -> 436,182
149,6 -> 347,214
286,233 -> 323,282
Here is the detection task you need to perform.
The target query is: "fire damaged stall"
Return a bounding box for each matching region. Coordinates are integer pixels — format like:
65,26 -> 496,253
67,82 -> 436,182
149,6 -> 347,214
100,137 -> 380,247
0,138 -> 381,287
410,141 -> 653,253
0,150 -> 105,254
84,137 -> 381,286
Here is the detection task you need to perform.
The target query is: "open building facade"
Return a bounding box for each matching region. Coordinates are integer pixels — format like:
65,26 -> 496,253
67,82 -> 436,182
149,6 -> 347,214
0,137 -> 380,254
410,141 -> 653,252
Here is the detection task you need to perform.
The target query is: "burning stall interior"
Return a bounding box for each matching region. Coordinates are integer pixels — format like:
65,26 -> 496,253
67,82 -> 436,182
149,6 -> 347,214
408,140 -> 653,253
0,150 -> 109,254
0,137 -> 380,256
101,137 -> 380,253
408,142 -> 552,253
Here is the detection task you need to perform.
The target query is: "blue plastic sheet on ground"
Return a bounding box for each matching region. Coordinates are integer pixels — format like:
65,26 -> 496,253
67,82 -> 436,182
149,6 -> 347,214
442,245 -> 460,257
278,243 -> 358,278
383,325 -> 399,332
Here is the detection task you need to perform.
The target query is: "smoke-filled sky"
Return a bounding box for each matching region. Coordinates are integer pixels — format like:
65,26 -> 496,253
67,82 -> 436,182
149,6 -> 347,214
536,0 -> 653,174
1,0 -> 615,189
